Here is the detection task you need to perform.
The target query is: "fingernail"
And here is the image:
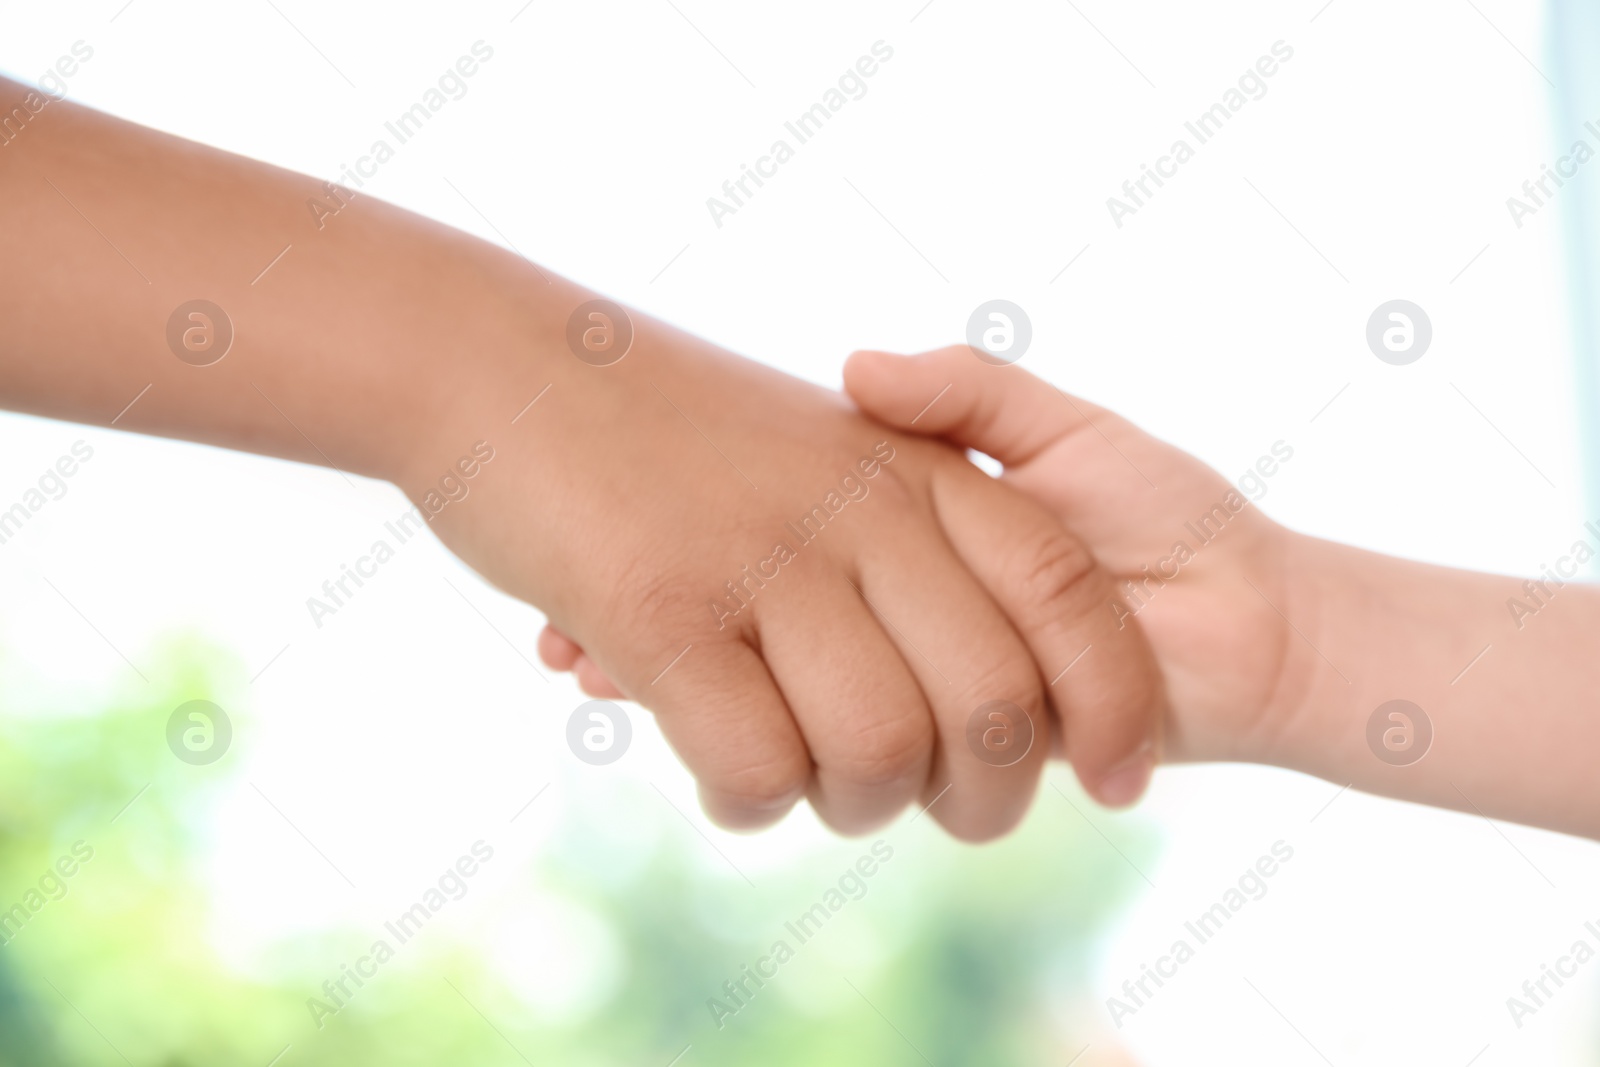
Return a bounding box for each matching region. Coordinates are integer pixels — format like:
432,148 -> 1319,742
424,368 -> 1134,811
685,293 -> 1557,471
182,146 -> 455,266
1097,749 -> 1153,808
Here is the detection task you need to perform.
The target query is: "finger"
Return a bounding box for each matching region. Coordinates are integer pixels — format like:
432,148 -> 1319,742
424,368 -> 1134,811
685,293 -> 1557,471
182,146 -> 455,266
846,345 -> 1226,575
553,585 -> 937,826
856,527 -> 1051,842
756,569 -> 933,834
933,462 -> 1165,807
574,654 -> 627,699
540,623 -> 629,697
538,625 -> 584,671
844,346 -> 1086,466
641,639 -> 812,832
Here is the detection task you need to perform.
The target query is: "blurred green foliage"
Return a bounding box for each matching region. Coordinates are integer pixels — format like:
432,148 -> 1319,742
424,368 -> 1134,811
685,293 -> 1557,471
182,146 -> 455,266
0,641 -> 1153,1065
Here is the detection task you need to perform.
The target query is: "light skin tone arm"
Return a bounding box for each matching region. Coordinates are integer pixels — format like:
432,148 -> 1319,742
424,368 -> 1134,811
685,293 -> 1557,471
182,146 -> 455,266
842,347 -> 1600,840
0,78 -> 1167,839
557,344 -> 1600,839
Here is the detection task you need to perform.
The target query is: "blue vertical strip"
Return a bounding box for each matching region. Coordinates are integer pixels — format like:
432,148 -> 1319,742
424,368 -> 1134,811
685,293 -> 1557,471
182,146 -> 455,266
1549,0 -> 1600,551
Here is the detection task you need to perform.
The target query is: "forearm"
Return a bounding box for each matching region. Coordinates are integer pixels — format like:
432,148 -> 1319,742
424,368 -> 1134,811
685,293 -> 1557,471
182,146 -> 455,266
1274,533 -> 1600,837
0,74 -> 560,485
0,75 -> 850,633
0,79 -> 1162,841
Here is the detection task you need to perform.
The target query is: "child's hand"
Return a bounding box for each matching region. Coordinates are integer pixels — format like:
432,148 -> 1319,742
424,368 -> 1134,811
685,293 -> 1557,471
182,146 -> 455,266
841,346 -> 1303,769
845,346 -> 1600,841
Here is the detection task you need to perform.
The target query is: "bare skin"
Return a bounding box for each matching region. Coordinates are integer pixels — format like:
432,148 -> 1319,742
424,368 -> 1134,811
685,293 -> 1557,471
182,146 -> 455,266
0,78 -> 1166,841
555,346 -> 1600,841
846,348 -> 1600,840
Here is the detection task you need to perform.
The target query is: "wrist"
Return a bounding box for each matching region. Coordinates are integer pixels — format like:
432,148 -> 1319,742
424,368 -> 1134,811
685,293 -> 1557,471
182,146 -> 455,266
1253,532 -> 1423,784
382,258 -> 577,499
1225,528 -> 1349,771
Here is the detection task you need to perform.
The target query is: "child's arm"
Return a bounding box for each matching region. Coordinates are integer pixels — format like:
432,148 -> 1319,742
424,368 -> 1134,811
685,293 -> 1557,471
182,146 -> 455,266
841,346 -> 1600,839
0,79 -> 1167,839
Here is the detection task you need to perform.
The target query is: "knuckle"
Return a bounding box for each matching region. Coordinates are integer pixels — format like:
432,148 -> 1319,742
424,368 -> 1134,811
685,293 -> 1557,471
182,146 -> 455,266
831,708 -> 931,787
1011,531 -> 1100,621
606,554 -> 681,626
606,551 -> 719,639
959,657 -> 1047,725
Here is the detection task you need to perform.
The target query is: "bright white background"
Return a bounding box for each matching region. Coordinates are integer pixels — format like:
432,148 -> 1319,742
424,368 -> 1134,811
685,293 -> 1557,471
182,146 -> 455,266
1,0 -> 1596,1063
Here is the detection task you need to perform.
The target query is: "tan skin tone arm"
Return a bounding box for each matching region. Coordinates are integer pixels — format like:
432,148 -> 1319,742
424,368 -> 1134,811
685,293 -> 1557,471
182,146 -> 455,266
0,77 -> 1170,839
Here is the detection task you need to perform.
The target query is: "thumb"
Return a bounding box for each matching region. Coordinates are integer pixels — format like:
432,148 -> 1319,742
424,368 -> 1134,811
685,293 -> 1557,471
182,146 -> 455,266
844,345 -> 1099,467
